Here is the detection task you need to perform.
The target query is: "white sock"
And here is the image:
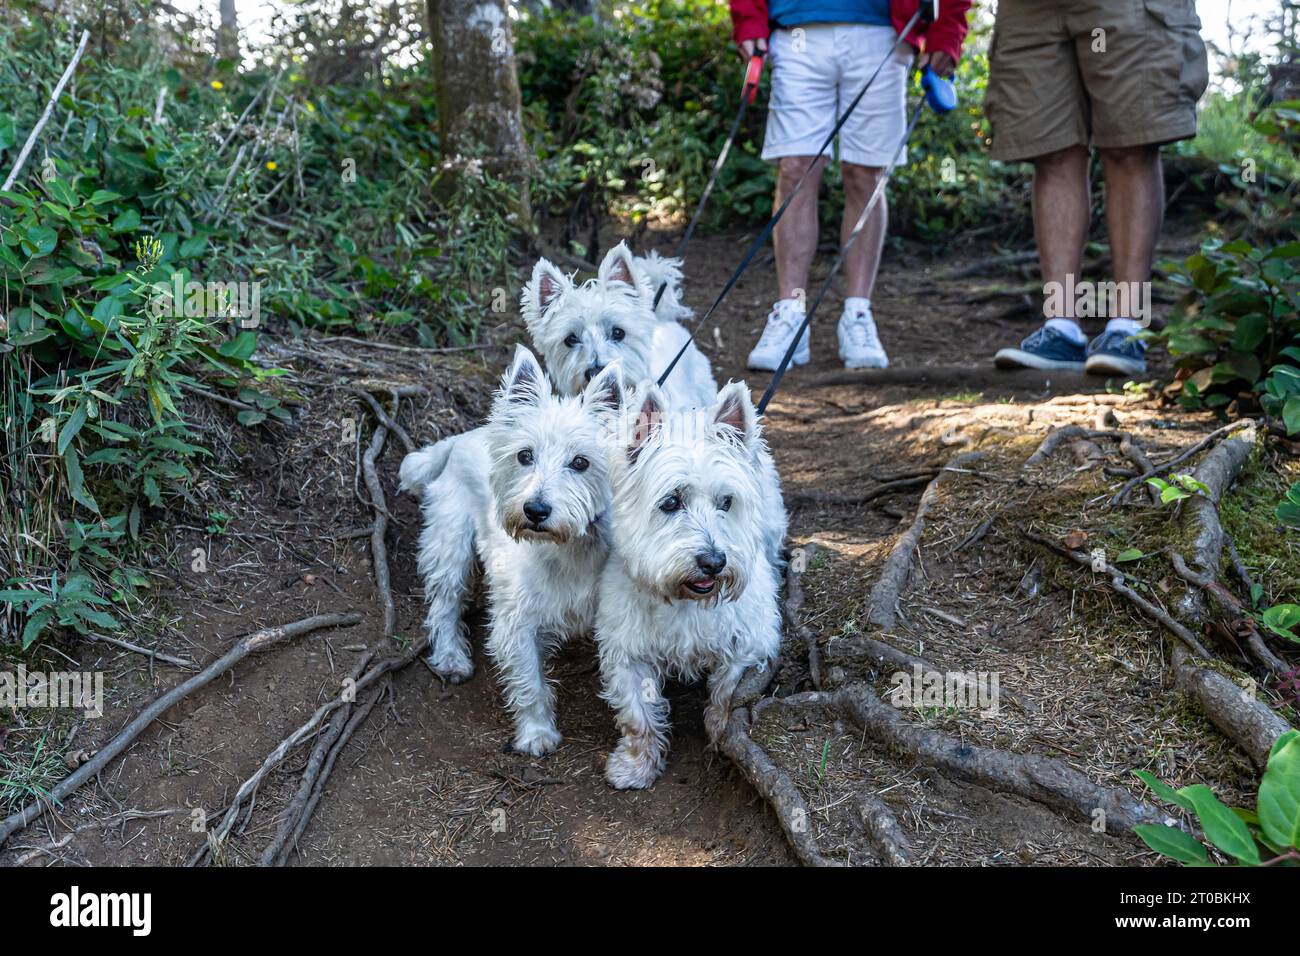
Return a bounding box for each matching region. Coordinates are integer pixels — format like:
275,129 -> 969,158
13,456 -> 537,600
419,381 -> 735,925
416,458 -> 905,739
1044,318 -> 1086,344
844,296 -> 872,317
1105,317 -> 1144,335
773,297 -> 804,316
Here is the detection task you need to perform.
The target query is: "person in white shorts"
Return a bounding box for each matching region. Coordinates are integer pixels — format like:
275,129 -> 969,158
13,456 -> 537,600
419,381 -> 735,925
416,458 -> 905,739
727,0 -> 969,370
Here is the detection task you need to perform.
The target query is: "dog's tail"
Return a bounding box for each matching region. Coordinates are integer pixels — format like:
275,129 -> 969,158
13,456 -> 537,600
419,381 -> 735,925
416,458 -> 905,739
636,250 -> 693,324
398,437 -> 457,493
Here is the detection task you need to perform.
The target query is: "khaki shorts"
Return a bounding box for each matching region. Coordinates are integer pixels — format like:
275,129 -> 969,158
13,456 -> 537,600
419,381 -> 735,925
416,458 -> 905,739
987,0 -> 1209,162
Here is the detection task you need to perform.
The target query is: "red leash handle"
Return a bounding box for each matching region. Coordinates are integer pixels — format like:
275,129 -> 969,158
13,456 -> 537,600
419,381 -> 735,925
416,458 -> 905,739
743,53 -> 764,104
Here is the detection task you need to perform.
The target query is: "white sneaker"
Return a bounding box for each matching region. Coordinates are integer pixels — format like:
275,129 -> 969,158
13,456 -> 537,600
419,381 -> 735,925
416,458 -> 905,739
747,305 -> 810,372
837,307 -> 888,369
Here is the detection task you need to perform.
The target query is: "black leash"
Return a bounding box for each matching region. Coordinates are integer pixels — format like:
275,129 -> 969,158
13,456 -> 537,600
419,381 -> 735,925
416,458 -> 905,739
652,54 -> 764,312
756,96 -> 926,416
656,5 -> 927,387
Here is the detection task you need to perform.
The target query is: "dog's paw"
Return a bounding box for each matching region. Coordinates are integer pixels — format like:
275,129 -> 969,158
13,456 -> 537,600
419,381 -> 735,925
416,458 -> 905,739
604,739 -> 663,790
513,724 -> 562,757
427,648 -> 474,684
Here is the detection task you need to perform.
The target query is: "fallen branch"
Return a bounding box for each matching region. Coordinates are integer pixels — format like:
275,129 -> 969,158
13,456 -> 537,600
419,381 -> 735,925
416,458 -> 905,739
86,632 -> 196,669
2,30 -> 90,192
0,612 -> 361,848
1170,552 -> 1288,674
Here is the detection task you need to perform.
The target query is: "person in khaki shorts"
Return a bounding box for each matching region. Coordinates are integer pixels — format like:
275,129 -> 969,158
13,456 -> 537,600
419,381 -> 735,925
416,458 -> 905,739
989,0 -> 1209,376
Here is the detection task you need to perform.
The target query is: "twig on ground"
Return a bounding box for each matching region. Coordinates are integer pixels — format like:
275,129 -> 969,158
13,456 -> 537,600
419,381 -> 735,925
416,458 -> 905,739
1170,552 -> 1288,674
788,473 -> 935,510
0,612 -> 361,848
85,632 -> 196,669
1108,421 -> 1251,507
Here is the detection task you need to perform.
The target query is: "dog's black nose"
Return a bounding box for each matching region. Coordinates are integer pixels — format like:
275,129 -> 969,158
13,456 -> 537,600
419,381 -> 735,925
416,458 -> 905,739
584,364 -> 605,383
695,550 -> 727,576
523,500 -> 551,525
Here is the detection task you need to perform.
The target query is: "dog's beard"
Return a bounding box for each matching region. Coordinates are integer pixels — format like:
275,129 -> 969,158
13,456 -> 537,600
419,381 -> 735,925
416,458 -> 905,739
673,566 -> 743,606
501,510 -> 579,544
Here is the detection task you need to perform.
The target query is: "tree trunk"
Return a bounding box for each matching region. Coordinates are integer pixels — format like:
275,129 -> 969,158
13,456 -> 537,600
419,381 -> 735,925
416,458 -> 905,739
217,0 -> 238,60
426,0 -> 531,216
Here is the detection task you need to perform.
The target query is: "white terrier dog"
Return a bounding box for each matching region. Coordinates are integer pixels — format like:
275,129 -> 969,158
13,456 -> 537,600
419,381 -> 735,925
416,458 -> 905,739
521,242 -> 717,410
595,381 -> 785,789
399,346 -> 624,755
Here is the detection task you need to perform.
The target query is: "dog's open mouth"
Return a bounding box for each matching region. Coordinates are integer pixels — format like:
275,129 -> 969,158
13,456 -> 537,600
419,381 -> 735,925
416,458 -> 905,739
683,577 -> 716,596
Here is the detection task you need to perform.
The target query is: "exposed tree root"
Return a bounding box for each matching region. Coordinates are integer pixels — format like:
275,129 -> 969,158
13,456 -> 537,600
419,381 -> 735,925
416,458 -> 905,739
718,706 -> 837,867
190,633 -> 430,866
856,792 -> 913,866
1107,420 -> 1252,507
1172,421 -> 1294,769
788,473 -> 936,510
1023,530 -> 1215,661
865,452 -> 984,631
1170,552 -> 1288,674
353,383 -> 425,638
772,686 -> 1158,834
0,612 -> 361,848
784,543 -> 822,689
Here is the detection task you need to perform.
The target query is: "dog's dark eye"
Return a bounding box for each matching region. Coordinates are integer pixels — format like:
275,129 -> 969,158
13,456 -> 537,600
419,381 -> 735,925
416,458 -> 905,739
563,333 -> 580,348
517,449 -> 534,465
719,495 -> 733,512
611,327 -> 625,342
658,494 -> 682,514
569,455 -> 589,472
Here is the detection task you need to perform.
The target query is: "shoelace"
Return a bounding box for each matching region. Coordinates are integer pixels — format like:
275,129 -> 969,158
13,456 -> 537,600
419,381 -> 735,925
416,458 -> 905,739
843,312 -> 881,350
758,310 -> 801,348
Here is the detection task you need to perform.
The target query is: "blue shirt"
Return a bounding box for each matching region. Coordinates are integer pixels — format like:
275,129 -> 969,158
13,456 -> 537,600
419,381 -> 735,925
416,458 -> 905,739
767,0 -> 892,29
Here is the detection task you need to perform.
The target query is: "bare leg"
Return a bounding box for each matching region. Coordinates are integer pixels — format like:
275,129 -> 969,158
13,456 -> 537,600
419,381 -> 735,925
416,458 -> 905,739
1031,144 -> 1091,326
840,163 -> 887,299
1099,145 -> 1162,321
774,155 -> 827,301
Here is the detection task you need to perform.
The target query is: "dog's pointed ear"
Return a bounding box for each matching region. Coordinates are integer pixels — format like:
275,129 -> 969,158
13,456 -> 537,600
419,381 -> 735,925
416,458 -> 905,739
626,384 -> 666,465
497,345 -> 550,409
598,241 -> 638,291
583,361 -> 624,418
712,382 -> 757,448
521,258 -> 570,332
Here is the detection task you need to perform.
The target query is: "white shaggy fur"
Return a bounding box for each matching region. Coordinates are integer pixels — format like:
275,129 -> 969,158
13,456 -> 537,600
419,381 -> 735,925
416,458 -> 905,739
521,242 -> 716,410
595,382 -> 785,789
399,346 -> 624,756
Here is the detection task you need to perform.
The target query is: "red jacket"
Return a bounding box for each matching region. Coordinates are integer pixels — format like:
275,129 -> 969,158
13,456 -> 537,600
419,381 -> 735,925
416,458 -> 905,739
730,0 -> 971,63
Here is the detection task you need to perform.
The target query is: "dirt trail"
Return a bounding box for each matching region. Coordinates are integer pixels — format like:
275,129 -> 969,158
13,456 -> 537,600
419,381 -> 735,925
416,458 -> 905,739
5,223 -> 1232,867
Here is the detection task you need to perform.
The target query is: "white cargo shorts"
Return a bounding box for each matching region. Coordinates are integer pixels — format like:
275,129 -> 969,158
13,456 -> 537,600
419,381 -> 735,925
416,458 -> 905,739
762,23 -> 911,168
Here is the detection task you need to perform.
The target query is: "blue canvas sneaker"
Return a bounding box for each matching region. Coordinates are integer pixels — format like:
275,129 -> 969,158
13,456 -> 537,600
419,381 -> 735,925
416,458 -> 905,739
994,325 -> 1087,371
1084,327 -> 1147,376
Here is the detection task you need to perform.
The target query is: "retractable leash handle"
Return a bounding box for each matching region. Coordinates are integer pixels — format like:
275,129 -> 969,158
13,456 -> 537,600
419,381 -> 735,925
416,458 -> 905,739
651,52 -> 766,311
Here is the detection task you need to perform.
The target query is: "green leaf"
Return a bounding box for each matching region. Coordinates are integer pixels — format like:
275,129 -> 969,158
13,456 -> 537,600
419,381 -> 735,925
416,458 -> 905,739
1257,733 -> 1300,851
218,331 -> 258,361
57,402 -> 88,455
110,208 -> 141,234
1133,824 -> 1210,864
1261,605 -> 1300,642
1176,784 -> 1260,864
62,448 -> 100,514
1134,770 -> 1195,811
21,609 -> 53,649
1284,396 -> 1300,437
1115,548 -> 1145,563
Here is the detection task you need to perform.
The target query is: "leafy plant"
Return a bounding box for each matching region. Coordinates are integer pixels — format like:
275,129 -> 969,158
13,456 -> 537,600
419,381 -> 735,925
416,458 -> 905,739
1133,730 -> 1300,865
1277,482 -> 1300,529
1146,473 -> 1211,504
